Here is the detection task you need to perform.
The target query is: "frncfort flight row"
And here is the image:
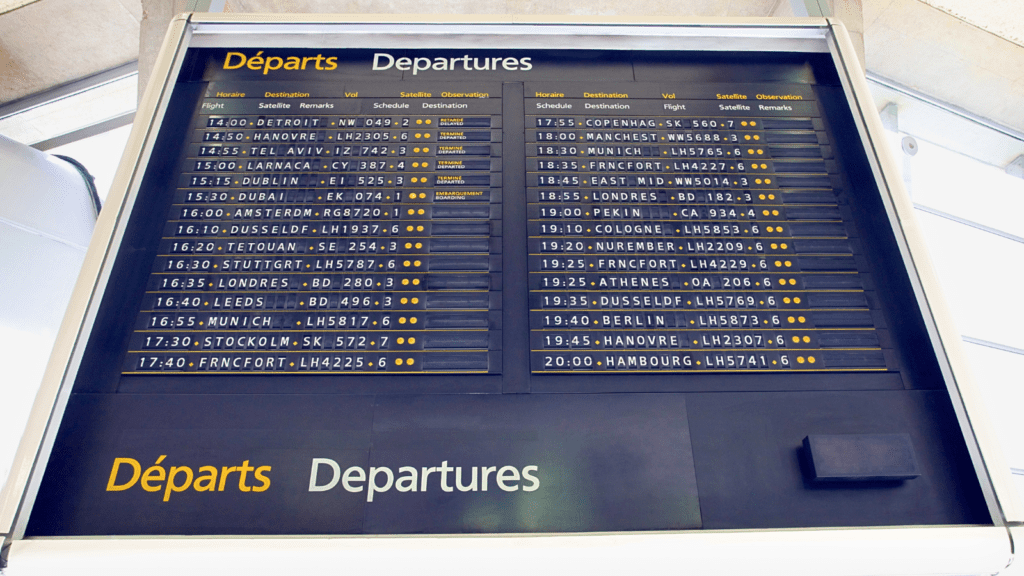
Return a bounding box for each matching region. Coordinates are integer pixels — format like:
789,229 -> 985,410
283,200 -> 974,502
125,350 -> 500,374
183,157 -> 832,175
121,348 -> 886,374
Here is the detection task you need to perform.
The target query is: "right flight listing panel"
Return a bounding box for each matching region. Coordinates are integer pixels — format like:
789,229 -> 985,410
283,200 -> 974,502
525,83 -> 888,374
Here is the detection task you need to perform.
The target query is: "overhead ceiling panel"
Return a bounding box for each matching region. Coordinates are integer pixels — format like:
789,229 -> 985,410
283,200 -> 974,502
0,0 -> 140,105
864,0 -> 1024,136
919,0 -> 1024,48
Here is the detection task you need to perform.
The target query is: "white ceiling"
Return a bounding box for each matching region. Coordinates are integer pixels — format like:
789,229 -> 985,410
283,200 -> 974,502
919,0 -> 1024,48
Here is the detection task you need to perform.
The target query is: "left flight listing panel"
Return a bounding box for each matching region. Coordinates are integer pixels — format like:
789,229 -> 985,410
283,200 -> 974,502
124,83 -> 503,374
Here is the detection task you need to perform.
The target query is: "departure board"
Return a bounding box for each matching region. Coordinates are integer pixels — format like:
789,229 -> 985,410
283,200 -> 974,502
125,83 -> 503,375
18,39 -> 994,540
525,83 -> 882,374
119,74 -> 886,378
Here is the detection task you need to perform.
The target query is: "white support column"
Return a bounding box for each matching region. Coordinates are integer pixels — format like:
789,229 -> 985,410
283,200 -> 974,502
139,0 -> 224,103
1007,155 -> 1024,179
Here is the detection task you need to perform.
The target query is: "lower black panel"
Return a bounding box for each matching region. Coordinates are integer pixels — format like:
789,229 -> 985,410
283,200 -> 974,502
687,390 -> 988,528
26,392 -> 702,535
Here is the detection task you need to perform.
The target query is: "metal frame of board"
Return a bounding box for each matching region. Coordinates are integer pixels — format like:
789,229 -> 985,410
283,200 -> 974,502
1,15 -> 1019,575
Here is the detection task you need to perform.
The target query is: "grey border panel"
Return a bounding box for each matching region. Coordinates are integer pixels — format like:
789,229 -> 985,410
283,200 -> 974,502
1,16 -> 195,541
824,19 -> 1018,526
185,21 -> 831,53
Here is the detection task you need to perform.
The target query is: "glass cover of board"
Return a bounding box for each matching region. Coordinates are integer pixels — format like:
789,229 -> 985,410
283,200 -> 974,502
23,46 -> 989,537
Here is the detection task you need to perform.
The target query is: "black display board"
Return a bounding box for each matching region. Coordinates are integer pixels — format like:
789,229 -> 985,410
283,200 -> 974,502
23,47 -> 989,536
